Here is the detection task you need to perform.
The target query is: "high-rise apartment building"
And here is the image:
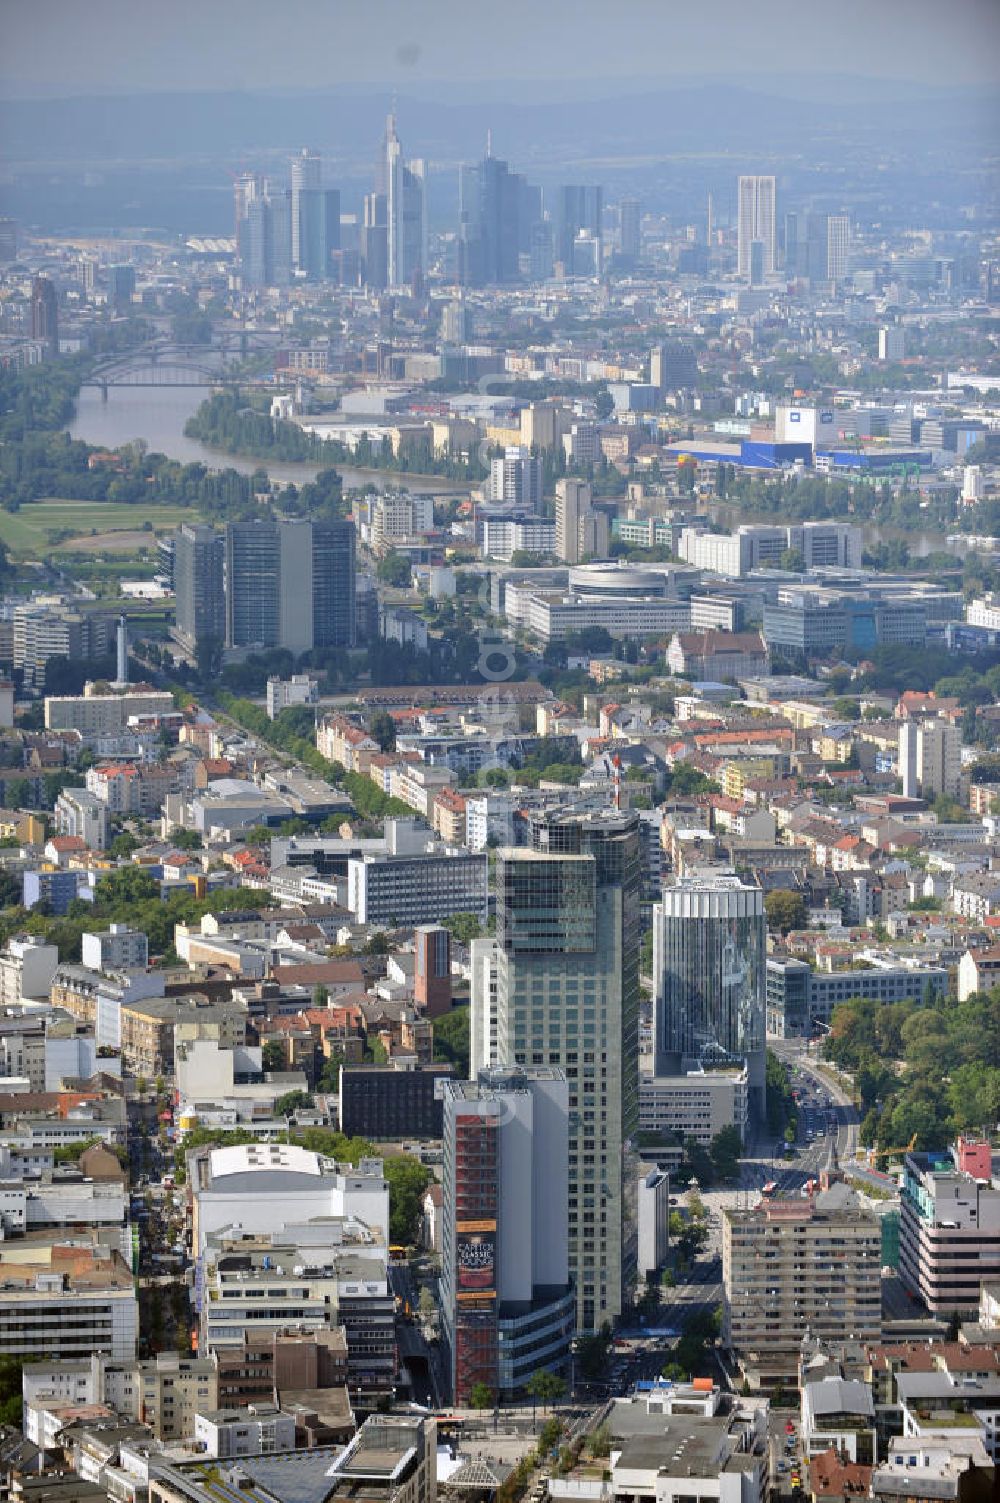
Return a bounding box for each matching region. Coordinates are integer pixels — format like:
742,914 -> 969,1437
440,1068 -> 574,1405
488,806 -> 641,1332
722,1187 -> 882,1386
30,276 -> 58,354
488,447 -> 544,509
383,114 -> 426,288
652,873 -> 766,1113
225,516 -> 356,653
899,1140 -> 1000,1315
173,523 -> 225,656
737,175 -> 776,280
899,718 -> 961,801
290,148 -> 321,271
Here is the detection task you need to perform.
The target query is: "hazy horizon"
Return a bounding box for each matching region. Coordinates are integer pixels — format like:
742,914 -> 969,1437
4,0 -> 1000,100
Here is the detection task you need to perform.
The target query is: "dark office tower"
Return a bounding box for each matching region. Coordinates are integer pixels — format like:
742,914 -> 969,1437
173,523 -> 225,656
492,805 -> 641,1333
555,185 -> 603,272
749,239 -> 765,286
225,518 -> 281,650
529,221 -> 554,281
312,518 -> 356,649
784,211 -> 801,274
650,342 -> 697,392
30,277 -> 58,355
290,148 -> 321,272
107,264 -> 136,312
0,219 -> 18,262
459,144 -> 538,286
619,197 -> 641,264
362,193 -> 388,290
299,188 -> 341,281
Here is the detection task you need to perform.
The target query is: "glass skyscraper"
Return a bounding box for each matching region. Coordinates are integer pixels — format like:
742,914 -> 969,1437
652,873 -> 766,1113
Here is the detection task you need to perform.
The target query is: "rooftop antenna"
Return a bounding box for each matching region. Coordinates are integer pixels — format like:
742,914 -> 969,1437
486,127 -> 493,159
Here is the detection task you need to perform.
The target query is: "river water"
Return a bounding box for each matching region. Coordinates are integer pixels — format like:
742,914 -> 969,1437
68,366 -> 973,554
68,375 -> 461,495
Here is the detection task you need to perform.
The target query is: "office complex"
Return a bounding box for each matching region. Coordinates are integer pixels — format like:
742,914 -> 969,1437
737,175 -> 776,280
440,1068 -> 574,1404
723,1186 -> 882,1386
225,516 -> 356,653
766,956 -> 949,1037
173,523 -> 225,655
652,873 -> 766,1112
899,1140 -> 1000,1315
485,806 -> 641,1332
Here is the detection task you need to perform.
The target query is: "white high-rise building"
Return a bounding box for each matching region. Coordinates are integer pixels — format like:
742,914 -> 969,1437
384,114 -> 426,287
878,326 -> 906,362
290,149 -> 321,272
737,175 -> 776,279
825,214 -> 850,282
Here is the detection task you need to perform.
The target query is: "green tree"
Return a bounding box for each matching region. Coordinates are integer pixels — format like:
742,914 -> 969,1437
368,711 -> 397,752
261,1040 -> 285,1072
444,912 -> 483,947
432,1007 -> 470,1077
383,1153 -> 431,1245
709,1125 -> 743,1182
764,888 -> 807,935
377,552 -> 411,587
274,1090 -> 314,1117
468,1381 -> 494,1411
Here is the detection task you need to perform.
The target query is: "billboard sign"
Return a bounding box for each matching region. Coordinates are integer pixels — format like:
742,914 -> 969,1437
456,1219 -> 497,1299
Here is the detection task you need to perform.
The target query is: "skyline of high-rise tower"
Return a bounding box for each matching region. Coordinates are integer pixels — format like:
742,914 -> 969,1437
382,111 -> 426,287
737,173 -> 776,279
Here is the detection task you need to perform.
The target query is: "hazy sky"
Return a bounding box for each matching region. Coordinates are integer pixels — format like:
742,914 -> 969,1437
5,0 -> 1000,97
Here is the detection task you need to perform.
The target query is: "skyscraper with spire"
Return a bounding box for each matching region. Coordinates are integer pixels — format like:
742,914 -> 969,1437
382,112 -> 426,287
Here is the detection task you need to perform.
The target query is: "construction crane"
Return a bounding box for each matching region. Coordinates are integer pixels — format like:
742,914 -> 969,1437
867,1133 -> 917,1169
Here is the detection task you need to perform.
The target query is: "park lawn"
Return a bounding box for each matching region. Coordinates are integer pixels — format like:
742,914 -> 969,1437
0,499 -> 199,556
